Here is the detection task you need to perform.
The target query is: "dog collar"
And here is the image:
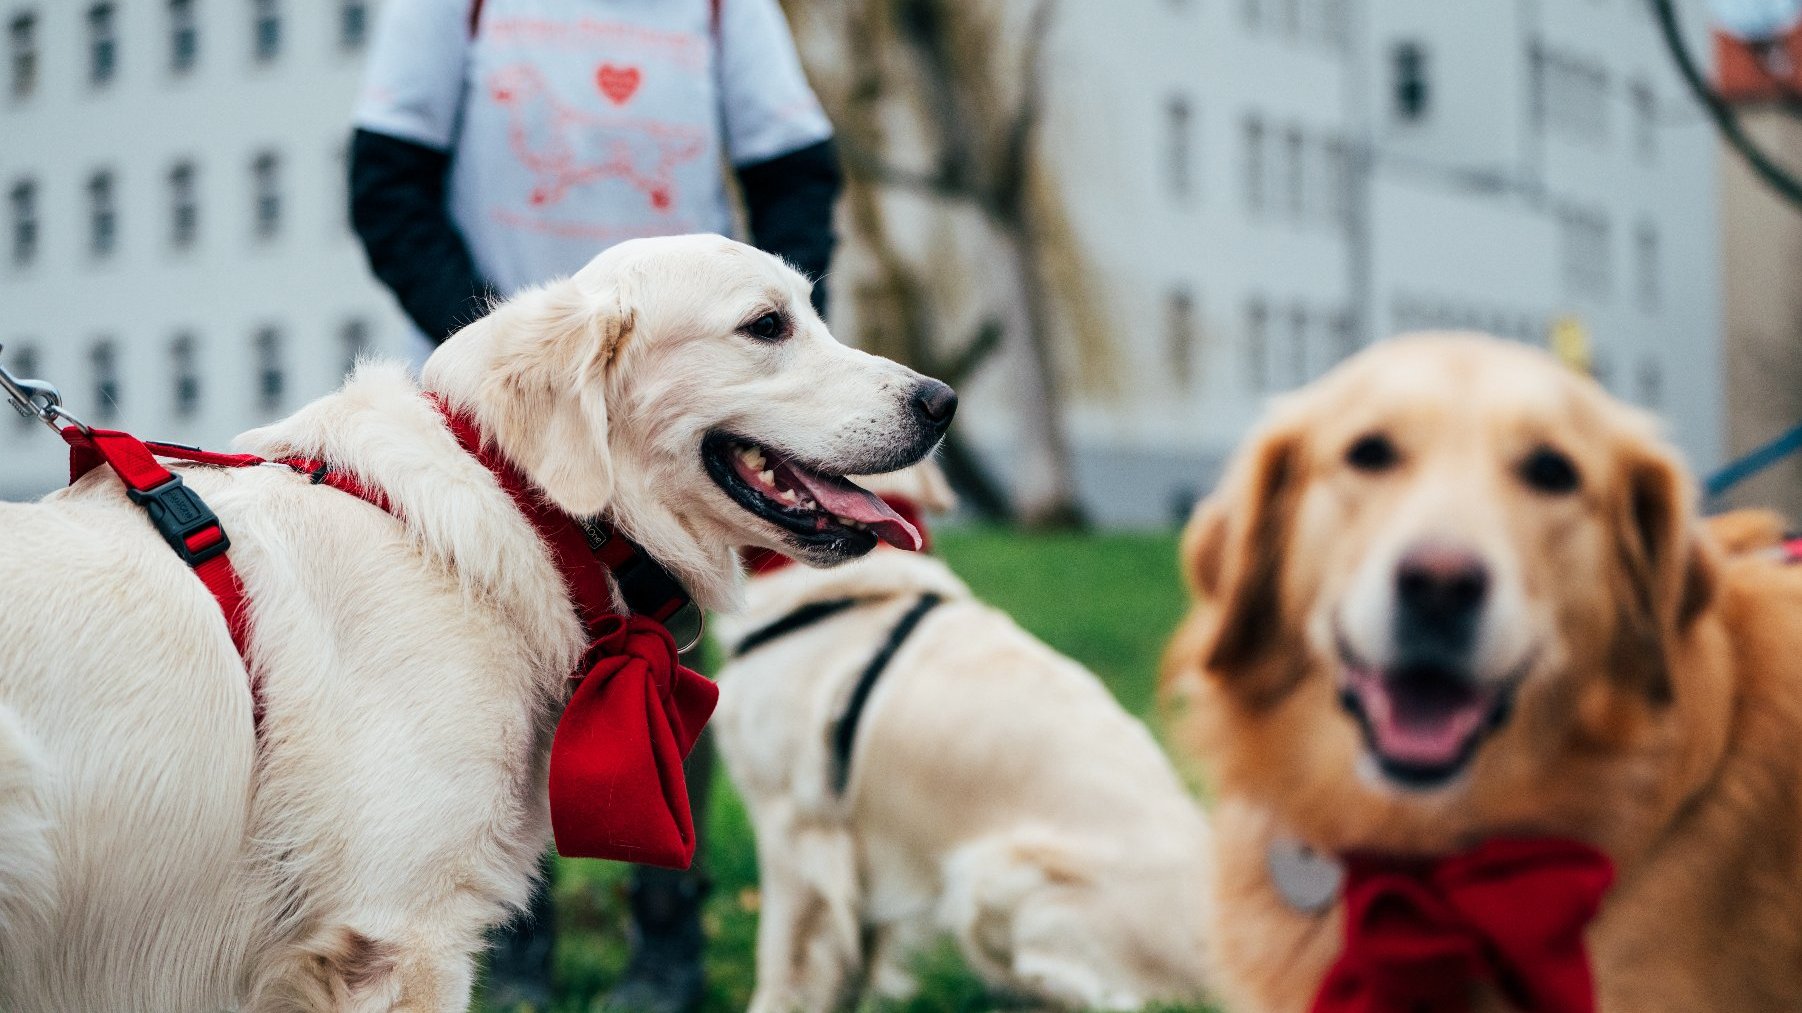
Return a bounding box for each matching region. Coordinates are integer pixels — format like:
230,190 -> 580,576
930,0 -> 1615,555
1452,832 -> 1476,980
286,396 -> 718,866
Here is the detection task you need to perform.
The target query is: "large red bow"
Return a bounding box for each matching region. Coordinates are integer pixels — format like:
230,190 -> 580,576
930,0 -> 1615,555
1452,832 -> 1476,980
548,614 -> 717,866
1311,838 -> 1615,1013
428,403 -> 718,868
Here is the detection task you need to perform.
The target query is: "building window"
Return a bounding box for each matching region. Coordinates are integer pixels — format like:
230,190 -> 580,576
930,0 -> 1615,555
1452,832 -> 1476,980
8,11 -> 36,99
87,170 -> 117,258
1635,221 -> 1660,312
87,3 -> 117,87
1284,125 -> 1306,219
1243,114 -> 1266,214
1533,45 -> 1610,142
1323,136 -> 1352,227
1631,78 -> 1656,161
254,326 -> 284,412
169,161 -> 198,248
169,0 -> 199,73
253,0 -> 281,62
1558,206 -> 1611,300
252,151 -> 281,239
90,340 -> 119,420
1166,95 -> 1194,199
1317,0 -> 1349,50
1281,0 -> 1303,39
1635,358 -> 1663,409
9,177 -> 37,266
1330,308 -> 1358,363
335,142 -> 353,232
1393,41 -> 1430,122
340,0 -> 369,50
8,343 -> 38,428
171,332 -> 200,417
339,317 -> 370,376
1287,305 -> 1309,384
1167,288 -> 1197,389
1246,297 -> 1270,391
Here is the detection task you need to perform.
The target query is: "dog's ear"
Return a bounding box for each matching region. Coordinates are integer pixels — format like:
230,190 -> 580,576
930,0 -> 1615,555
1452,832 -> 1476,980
1187,424 -> 1304,689
1610,436 -> 1715,704
481,277 -> 636,517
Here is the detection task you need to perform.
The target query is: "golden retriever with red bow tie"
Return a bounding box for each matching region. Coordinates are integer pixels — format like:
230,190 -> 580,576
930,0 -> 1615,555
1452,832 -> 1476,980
1164,333 -> 1802,1011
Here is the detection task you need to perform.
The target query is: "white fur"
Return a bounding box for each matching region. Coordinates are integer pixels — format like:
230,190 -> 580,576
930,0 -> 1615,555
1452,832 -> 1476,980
0,235 -> 940,1010
714,472 -> 1215,1012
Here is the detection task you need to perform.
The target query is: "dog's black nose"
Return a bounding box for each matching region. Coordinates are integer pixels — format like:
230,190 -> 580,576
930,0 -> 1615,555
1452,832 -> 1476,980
912,380 -> 958,432
1395,543 -> 1489,626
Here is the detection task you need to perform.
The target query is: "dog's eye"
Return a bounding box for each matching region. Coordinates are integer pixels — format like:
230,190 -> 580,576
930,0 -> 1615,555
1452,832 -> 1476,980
741,311 -> 788,342
1519,446 -> 1580,494
1345,433 -> 1399,472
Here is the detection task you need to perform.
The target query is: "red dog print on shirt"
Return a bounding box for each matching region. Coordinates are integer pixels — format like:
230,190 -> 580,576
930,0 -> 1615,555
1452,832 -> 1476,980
487,63 -> 704,211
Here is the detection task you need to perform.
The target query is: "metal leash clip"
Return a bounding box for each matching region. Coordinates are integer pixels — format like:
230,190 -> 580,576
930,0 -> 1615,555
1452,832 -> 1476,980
0,342 -> 93,436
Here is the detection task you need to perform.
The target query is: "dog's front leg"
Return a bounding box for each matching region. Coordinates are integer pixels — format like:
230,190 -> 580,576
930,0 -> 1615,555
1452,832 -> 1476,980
747,804 -> 863,1013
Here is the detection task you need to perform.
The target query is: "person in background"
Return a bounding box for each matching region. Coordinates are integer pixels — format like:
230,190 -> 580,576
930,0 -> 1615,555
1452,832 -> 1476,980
348,1 -> 841,1009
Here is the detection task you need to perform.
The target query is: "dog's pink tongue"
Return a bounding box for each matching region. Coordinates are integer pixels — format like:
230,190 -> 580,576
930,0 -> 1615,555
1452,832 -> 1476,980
1351,671 -> 1486,768
785,468 -> 923,551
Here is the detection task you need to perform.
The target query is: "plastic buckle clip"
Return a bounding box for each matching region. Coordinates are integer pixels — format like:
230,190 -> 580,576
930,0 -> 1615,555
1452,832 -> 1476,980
126,475 -> 231,567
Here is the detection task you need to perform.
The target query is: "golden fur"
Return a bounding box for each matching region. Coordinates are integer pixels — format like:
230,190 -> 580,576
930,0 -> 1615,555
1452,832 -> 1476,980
1164,333 -> 1802,1011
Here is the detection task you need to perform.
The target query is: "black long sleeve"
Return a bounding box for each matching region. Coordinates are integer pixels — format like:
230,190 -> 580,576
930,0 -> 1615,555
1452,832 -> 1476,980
349,128 -> 496,344
735,138 -> 843,316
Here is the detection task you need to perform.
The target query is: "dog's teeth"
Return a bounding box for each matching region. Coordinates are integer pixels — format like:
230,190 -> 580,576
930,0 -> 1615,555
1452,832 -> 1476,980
758,469 -> 775,486
776,488 -> 800,505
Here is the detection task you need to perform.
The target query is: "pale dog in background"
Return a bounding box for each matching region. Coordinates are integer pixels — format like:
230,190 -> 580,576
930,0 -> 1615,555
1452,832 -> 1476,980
0,235 -> 949,1011
715,463 -> 1214,1012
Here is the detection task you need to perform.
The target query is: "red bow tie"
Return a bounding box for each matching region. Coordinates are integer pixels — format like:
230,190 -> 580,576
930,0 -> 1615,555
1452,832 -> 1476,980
1311,837 -> 1615,1013
434,403 -> 717,868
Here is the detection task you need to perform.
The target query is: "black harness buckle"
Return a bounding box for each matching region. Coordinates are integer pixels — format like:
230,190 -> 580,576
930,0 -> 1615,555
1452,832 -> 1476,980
126,475 -> 231,567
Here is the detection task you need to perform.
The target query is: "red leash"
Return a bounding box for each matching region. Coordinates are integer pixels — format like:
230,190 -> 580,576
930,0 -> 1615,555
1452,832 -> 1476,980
60,401 -> 715,868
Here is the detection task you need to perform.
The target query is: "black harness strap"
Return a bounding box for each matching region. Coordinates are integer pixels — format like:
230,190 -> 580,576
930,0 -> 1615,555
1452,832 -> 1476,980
829,592 -> 943,793
731,597 -> 872,657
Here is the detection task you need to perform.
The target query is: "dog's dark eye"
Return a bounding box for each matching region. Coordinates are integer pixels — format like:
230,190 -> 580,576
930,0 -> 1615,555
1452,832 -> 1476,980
1345,433 -> 1399,472
1519,446 -> 1580,494
742,311 -> 788,342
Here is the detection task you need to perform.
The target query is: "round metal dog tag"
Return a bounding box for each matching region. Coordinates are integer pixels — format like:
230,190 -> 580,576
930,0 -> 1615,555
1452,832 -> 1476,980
1268,837 -> 1343,914
666,601 -> 707,656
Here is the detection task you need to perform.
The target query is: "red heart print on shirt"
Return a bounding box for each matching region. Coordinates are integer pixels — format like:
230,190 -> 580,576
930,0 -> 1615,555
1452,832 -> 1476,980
596,64 -> 642,105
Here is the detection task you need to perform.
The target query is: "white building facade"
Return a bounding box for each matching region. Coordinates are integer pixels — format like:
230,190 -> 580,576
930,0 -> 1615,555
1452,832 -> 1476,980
0,0 -> 407,499
955,0 -> 1723,524
1,0 -> 1725,524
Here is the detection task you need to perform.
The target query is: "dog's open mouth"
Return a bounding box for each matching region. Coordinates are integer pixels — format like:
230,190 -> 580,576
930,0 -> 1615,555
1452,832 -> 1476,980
1336,654 -> 1517,789
702,432 -> 922,553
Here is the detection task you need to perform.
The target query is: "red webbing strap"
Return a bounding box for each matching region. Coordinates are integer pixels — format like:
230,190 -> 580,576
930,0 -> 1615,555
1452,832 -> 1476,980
275,456 -> 396,515
62,428 -> 261,699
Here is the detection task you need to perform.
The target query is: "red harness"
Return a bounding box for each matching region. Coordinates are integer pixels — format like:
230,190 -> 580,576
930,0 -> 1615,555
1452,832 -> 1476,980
62,402 -> 716,868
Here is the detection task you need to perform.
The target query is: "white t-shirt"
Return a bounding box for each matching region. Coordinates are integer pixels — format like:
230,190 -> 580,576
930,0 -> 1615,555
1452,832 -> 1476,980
355,0 -> 833,345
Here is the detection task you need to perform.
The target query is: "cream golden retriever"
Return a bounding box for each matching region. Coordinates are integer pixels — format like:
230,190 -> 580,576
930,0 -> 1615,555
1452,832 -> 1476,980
0,234 -> 952,1011
1164,332 -> 1802,1011
715,465 -> 1213,1013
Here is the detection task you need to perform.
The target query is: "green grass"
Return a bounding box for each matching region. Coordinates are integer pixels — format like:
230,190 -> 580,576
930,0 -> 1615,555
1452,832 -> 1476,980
482,526 -> 1202,1012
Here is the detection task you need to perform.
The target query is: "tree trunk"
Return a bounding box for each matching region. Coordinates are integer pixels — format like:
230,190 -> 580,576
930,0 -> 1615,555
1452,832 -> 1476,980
1000,219 -> 1084,529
